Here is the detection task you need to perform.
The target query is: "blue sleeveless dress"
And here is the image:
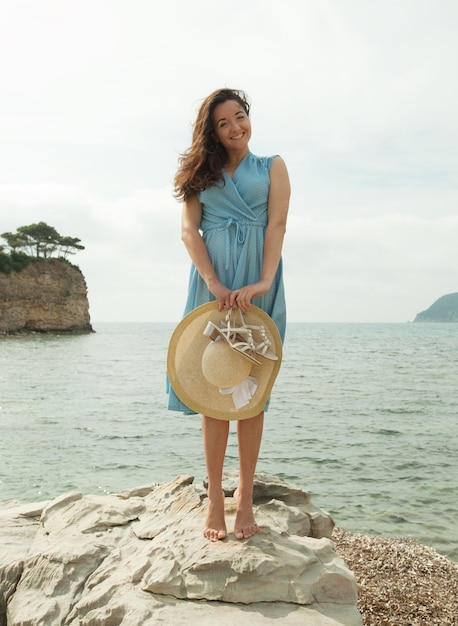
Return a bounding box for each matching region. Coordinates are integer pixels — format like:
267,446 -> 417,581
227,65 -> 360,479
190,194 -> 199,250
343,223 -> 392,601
167,152 -> 286,413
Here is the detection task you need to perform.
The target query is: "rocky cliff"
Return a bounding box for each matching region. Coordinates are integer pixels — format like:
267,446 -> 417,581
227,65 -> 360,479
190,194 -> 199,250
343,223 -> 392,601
0,474 -> 362,626
414,292 -> 458,322
0,259 -> 92,333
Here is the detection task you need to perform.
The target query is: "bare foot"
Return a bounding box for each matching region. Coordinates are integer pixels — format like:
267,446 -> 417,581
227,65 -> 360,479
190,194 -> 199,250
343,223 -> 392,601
203,489 -> 227,542
233,487 -> 259,540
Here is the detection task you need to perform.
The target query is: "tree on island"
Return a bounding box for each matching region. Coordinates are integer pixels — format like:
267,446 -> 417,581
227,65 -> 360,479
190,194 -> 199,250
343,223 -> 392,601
0,222 -> 85,273
1,222 -> 84,259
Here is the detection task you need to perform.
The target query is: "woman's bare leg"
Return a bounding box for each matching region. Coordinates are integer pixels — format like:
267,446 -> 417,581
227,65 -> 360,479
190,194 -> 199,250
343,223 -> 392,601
202,415 -> 230,541
234,411 -> 264,539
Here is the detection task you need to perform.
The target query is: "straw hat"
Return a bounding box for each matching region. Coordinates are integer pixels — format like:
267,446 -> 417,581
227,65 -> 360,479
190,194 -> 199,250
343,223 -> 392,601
167,301 -> 282,420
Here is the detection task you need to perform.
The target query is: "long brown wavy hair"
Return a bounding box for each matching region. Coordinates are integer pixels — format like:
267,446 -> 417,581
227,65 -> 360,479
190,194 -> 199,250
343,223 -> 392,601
174,88 -> 250,201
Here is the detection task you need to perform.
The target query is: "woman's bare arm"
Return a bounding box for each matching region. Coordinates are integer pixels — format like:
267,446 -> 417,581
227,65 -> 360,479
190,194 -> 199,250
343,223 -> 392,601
181,194 -> 232,309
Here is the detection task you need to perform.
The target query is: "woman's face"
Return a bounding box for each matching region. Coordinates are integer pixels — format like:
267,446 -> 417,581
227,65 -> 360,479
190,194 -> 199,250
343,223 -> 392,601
212,99 -> 251,154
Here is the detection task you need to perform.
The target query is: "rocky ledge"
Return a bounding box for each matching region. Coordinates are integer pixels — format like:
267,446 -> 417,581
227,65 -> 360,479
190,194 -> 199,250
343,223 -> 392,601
0,259 -> 92,334
0,474 -> 362,626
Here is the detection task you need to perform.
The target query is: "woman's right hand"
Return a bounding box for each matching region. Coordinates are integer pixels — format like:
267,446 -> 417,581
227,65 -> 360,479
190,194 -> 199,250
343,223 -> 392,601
208,279 -> 233,311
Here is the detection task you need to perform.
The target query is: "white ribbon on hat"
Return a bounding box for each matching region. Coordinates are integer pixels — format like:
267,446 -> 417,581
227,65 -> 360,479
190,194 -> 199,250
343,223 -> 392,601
219,376 -> 258,409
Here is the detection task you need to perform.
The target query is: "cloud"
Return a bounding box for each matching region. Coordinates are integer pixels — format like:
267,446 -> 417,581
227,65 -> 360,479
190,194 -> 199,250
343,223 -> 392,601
1,0 -> 457,322
2,182 -> 456,323
0,182 -> 187,321
285,213 -> 458,322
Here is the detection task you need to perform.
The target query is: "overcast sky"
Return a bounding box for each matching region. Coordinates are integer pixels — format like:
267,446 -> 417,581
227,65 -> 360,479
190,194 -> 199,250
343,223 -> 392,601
1,0 -> 457,323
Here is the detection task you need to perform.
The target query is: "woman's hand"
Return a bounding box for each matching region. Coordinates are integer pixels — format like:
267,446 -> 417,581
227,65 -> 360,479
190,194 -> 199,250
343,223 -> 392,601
229,280 -> 270,312
208,279 -> 233,311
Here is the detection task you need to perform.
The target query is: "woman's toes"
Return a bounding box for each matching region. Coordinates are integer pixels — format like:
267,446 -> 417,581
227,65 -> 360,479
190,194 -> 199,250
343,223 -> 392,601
234,518 -> 259,540
203,526 -> 227,542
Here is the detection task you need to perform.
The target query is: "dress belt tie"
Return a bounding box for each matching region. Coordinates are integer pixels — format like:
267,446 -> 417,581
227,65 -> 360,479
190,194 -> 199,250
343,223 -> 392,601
202,218 -> 260,271
224,217 -> 246,271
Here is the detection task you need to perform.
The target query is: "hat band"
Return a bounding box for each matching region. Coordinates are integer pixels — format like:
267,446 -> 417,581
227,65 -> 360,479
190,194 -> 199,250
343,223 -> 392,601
219,376 -> 259,409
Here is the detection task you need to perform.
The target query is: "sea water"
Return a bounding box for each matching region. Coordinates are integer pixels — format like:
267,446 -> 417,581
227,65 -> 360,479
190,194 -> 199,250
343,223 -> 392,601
0,322 -> 457,562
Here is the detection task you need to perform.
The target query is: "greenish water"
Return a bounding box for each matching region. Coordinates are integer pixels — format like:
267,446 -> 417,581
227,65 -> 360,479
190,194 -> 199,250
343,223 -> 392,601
1,322 -> 457,562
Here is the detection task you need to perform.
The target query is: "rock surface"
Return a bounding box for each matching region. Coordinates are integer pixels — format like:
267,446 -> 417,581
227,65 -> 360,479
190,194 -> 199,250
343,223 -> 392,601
0,259 -> 92,333
0,474 -> 362,626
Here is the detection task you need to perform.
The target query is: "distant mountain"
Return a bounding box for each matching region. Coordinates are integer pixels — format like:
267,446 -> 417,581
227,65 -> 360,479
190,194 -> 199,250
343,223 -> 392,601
414,292 -> 458,323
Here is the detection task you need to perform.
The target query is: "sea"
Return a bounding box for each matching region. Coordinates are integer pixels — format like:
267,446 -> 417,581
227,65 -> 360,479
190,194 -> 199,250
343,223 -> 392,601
1,322 -> 457,563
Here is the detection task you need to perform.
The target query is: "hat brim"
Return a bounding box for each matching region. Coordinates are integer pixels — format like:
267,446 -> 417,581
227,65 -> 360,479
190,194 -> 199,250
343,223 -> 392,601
167,302 -> 282,420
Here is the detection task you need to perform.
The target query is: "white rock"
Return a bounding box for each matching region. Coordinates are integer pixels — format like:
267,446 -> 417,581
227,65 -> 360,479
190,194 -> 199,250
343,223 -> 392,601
0,474 -> 362,626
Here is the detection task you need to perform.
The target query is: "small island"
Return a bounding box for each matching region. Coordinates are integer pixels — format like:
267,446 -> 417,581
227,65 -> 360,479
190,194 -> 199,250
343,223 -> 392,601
0,222 -> 93,334
413,292 -> 458,323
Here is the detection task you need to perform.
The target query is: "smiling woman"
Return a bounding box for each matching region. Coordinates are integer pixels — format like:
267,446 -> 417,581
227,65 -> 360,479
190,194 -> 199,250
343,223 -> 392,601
212,99 -> 252,176
174,89 -> 253,200
167,87 -> 291,544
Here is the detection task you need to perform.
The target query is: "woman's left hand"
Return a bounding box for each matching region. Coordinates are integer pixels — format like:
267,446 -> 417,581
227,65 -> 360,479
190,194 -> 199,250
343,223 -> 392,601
229,281 -> 270,312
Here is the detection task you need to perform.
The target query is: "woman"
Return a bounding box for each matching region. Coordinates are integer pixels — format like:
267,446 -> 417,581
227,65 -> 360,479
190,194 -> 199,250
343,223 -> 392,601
169,88 -> 290,541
